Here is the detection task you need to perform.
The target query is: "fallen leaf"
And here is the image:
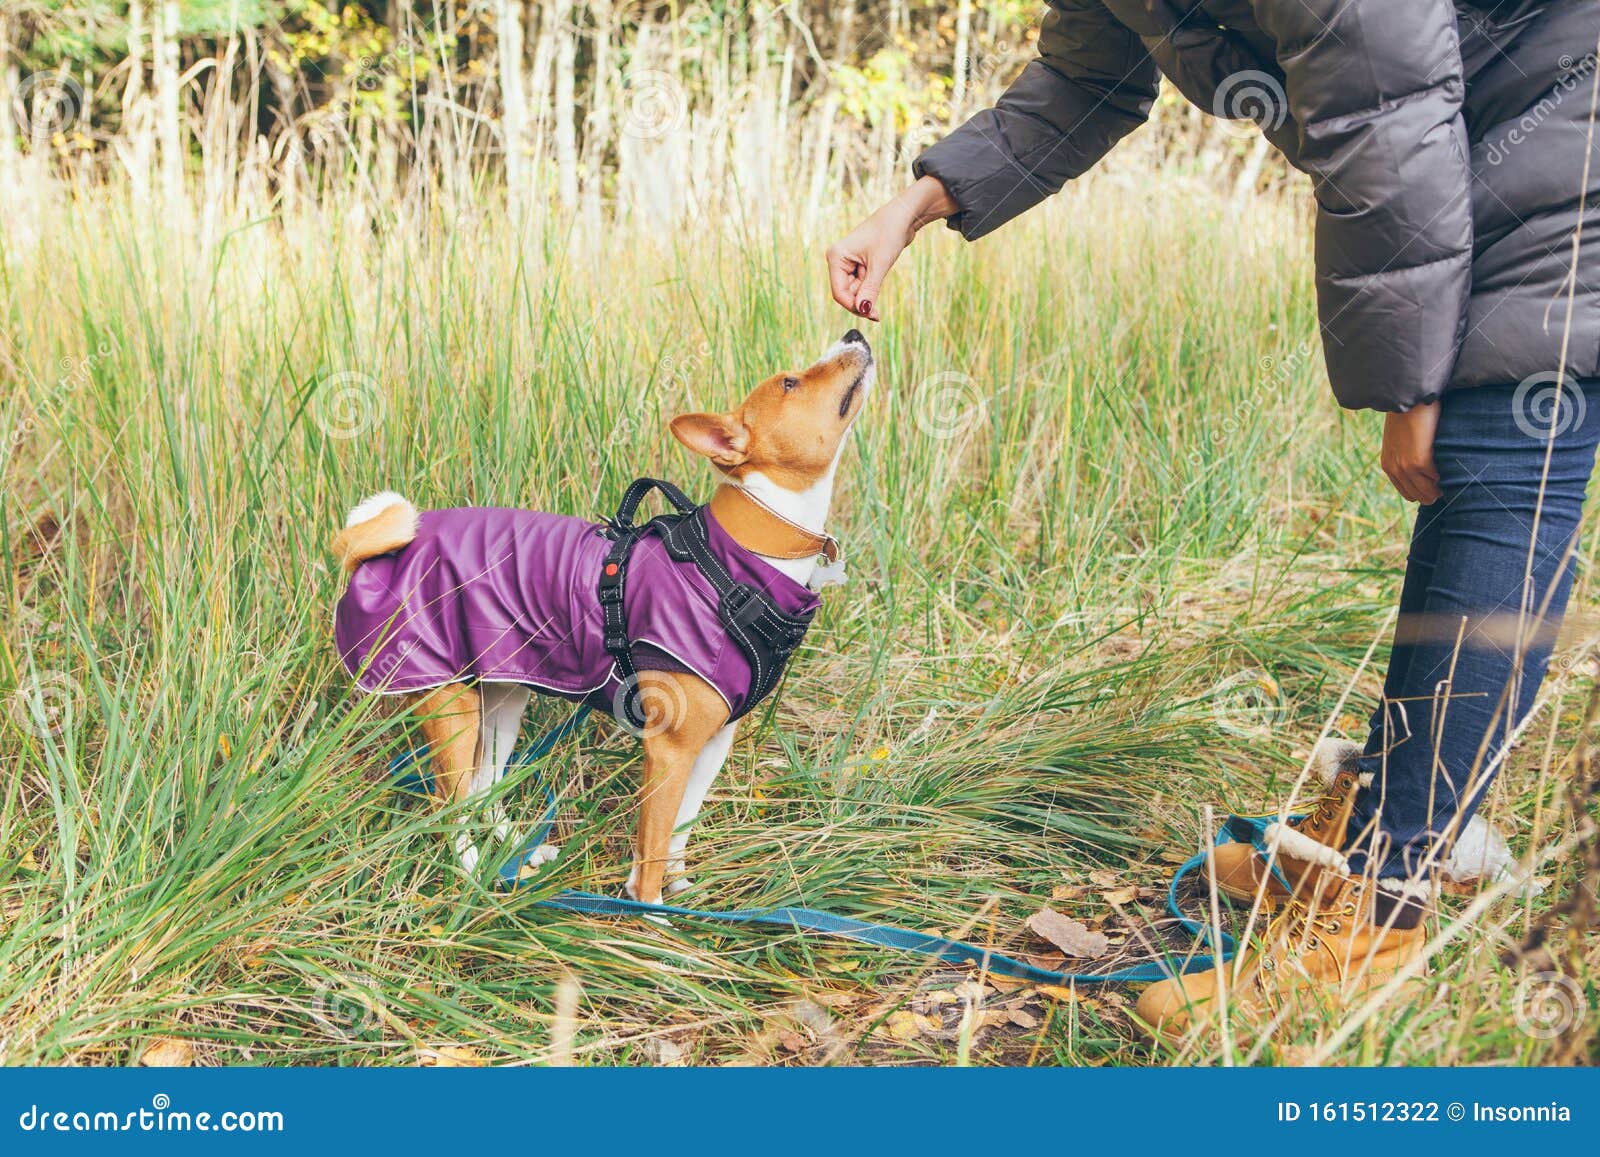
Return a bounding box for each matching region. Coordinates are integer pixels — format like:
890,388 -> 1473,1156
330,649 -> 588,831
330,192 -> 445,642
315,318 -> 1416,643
139,1038 -> 195,1067
883,1011 -> 941,1042
1039,985 -> 1100,1008
1025,907 -> 1109,959
1100,886 -> 1140,906
807,989 -> 865,1009
778,1031 -> 806,1053
1022,951 -> 1068,972
416,1044 -> 482,1067
647,1038 -> 688,1066
884,1011 -> 920,1042
985,974 -> 1032,994
1009,1009 -> 1040,1029
1051,883 -> 1090,901
1088,869 -> 1121,888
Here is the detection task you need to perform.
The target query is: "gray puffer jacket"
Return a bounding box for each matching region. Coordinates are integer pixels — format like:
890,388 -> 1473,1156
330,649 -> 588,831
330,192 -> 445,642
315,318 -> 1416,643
914,0 -> 1600,411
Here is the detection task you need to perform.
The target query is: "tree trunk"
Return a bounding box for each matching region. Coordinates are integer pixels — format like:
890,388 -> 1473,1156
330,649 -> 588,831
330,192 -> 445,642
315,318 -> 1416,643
529,0 -> 557,180
0,13 -> 18,201
553,0 -> 579,212
153,0 -> 184,209
582,0 -> 613,236
496,0 -> 529,213
953,0 -> 973,114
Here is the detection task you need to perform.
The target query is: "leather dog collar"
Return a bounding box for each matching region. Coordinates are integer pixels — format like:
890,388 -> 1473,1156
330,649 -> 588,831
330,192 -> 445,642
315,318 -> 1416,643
708,484 -> 841,563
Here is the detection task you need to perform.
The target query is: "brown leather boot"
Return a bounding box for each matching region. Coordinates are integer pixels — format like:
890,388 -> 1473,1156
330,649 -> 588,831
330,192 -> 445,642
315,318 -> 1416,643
1134,873 -> 1428,1043
1209,739 -> 1368,905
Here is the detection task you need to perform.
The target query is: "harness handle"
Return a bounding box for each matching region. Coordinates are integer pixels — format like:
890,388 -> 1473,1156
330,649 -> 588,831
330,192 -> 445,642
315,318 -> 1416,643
606,477 -> 697,536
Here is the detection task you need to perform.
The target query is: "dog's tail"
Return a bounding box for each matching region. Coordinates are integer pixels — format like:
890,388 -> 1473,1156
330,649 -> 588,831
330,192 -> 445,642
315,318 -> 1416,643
330,491 -> 419,574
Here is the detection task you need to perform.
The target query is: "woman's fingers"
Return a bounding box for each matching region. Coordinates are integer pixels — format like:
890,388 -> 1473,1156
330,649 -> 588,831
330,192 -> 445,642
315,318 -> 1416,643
1380,404 -> 1443,505
825,246 -> 863,312
1414,465 -> 1443,505
1384,460 -> 1442,505
854,261 -> 886,322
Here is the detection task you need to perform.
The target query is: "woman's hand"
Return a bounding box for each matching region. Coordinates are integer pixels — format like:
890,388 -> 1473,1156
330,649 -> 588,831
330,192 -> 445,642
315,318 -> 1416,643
826,175 -> 957,322
1381,402 -> 1442,505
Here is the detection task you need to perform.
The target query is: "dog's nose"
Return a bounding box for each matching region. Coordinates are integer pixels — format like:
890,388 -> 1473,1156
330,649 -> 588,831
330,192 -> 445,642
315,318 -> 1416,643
841,328 -> 869,349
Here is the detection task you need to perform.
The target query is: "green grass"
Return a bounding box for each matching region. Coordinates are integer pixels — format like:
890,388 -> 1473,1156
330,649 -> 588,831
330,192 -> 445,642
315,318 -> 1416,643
2,180 -> 1595,1066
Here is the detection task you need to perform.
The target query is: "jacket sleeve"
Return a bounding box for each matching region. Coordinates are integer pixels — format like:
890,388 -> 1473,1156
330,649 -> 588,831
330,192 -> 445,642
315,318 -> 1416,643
1251,0 -> 1474,411
913,0 -> 1158,242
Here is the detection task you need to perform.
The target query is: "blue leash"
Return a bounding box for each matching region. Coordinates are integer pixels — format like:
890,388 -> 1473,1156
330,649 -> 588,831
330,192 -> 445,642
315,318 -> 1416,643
391,709 -> 1283,985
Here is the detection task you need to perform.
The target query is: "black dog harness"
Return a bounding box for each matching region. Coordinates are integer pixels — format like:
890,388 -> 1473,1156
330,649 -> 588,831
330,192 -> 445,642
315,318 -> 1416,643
598,478 -> 818,729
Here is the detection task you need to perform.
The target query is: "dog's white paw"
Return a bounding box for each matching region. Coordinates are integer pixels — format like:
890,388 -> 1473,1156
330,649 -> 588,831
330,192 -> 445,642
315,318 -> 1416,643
455,834 -> 481,875
525,843 -> 560,868
665,876 -> 694,897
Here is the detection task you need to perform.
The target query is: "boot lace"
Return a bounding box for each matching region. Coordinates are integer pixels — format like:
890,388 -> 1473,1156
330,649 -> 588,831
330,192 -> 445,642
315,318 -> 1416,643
1298,771 -> 1354,836
1253,893 -> 1360,989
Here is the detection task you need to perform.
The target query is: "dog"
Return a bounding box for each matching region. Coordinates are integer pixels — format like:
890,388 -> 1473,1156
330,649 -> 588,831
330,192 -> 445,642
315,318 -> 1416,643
329,330 -> 874,904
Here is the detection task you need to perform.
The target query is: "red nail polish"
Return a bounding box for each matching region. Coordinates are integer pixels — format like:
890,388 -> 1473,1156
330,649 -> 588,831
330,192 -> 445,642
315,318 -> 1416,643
858,300 -> 872,316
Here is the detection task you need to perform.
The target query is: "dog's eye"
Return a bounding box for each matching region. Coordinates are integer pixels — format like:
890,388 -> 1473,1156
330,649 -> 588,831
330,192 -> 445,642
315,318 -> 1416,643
782,376 -> 799,392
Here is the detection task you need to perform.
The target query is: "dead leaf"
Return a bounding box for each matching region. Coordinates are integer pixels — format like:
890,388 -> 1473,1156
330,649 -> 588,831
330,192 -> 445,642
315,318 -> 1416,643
807,989 -> 865,1009
985,974 -> 1032,994
1088,869 -> 1121,888
646,1038 -> 688,1066
415,1044 -> 482,1067
1051,883 -> 1090,901
1009,1009 -> 1040,1029
778,1031 -> 806,1053
883,1011 -> 941,1042
1100,886 -> 1140,906
1025,907 -> 1109,959
1039,985 -> 1101,1009
139,1038 -> 195,1067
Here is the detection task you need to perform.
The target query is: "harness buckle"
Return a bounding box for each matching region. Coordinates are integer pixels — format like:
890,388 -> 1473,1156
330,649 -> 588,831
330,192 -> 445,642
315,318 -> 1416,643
720,582 -> 761,626
603,630 -> 629,653
597,581 -> 623,605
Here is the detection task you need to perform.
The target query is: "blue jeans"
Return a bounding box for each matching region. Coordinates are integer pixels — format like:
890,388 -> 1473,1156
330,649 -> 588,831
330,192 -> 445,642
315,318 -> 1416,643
1346,378 -> 1600,882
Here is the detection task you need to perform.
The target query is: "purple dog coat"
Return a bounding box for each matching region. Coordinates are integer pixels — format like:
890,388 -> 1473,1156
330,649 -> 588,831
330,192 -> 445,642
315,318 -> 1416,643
334,506 -> 821,719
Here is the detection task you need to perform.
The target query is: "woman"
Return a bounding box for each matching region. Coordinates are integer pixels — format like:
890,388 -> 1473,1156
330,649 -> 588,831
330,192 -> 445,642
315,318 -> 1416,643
827,0 -> 1600,1035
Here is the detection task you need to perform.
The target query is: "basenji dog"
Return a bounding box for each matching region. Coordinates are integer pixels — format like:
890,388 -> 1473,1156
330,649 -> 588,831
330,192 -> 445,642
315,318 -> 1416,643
329,330 -> 874,903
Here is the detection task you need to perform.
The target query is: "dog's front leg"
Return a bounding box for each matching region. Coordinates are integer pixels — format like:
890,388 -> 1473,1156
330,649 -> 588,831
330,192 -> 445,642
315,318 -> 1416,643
625,672 -> 728,905
664,722 -> 737,895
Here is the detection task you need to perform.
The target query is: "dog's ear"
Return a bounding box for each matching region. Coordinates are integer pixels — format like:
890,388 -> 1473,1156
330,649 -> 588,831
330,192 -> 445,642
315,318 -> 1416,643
670,412 -> 750,468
